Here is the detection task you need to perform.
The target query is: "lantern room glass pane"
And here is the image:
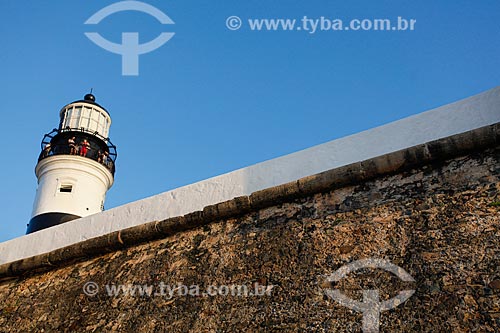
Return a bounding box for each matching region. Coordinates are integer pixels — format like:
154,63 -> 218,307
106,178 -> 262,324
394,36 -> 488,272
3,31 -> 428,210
81,107 -> 91,118
73,107 -> 81,118
69,117 -> 78,128
97,123 -> 104,135
64,108 -> 73,128
90,119 -> 99,132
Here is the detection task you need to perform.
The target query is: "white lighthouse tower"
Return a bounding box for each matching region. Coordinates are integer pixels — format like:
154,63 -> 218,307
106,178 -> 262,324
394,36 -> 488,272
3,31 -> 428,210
27,93 -> 117,234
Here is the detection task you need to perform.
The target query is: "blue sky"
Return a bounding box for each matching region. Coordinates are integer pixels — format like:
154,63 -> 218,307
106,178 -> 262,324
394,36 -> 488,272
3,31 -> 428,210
0,0 -> 499,242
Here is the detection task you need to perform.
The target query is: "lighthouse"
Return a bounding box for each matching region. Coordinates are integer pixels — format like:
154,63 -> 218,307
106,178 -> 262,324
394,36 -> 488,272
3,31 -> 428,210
27,93 -> 117,234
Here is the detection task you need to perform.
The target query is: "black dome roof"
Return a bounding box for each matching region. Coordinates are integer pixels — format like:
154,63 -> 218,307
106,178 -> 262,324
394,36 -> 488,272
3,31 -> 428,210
84,93 -> 96,102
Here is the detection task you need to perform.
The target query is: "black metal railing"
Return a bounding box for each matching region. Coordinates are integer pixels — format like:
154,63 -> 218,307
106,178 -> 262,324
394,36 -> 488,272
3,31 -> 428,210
38,128 -> 117,175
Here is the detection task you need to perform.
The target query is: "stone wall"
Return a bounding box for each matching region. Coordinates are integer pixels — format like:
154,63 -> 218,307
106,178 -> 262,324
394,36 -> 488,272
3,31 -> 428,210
0,126 -> 499,332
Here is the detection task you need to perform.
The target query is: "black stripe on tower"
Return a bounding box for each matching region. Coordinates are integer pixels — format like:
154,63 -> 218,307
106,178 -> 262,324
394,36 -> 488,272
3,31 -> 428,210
26,213 -> 81,234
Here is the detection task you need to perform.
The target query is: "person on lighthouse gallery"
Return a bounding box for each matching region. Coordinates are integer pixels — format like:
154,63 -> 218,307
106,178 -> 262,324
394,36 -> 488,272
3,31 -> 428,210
97,150 -> 104,163
68,136 -> 77,155
42,142 -> 51,158
79,139 -> 91,157
103,151 -> 109,166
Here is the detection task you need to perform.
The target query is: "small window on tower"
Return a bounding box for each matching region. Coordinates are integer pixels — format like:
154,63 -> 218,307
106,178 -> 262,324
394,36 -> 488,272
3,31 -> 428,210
59,184 -> 73,193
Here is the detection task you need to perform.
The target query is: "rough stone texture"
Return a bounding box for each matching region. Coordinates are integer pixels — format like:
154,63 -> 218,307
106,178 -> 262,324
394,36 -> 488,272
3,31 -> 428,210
0,146 -> 499,332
